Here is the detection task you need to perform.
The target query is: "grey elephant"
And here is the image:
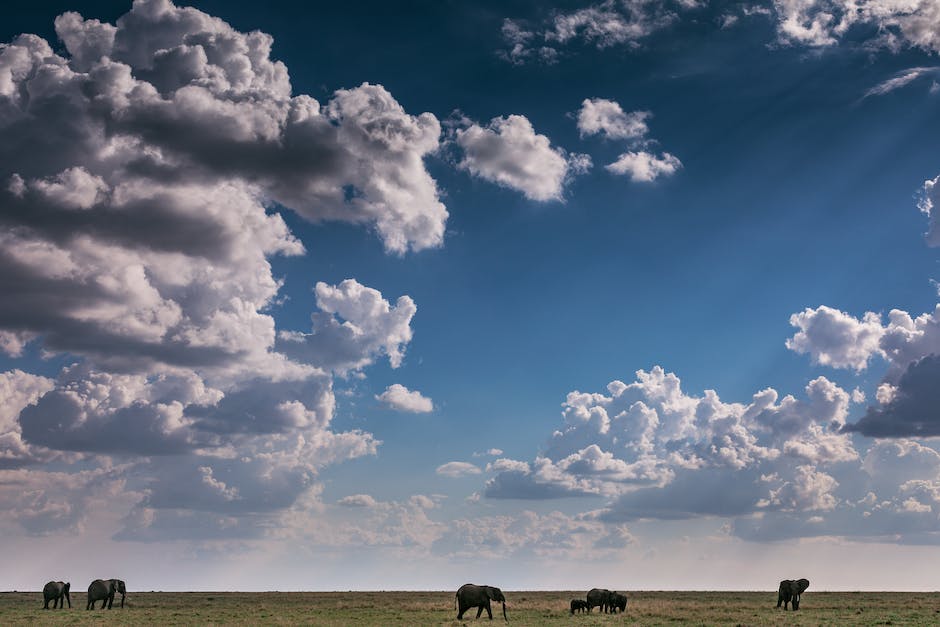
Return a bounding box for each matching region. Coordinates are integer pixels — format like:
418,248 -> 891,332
87,578 -> 125,610
570,598 -> 588,614
455,583 -> 507,621
776,578 -> 809,611
586,588 -> 612,613
608,592 -> 628,613
42,581 -> 70,609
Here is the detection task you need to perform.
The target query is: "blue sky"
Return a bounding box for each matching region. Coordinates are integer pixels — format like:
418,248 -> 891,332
3,0 -> 940,592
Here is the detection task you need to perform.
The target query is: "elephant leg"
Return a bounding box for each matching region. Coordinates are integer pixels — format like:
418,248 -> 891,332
476,605 -> 484,618
457,605 -> 465,620
486,601 -> 493,619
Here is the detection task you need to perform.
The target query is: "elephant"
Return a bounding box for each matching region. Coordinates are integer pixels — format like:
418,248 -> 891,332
586,588 -> 612,613
608,592 -> 628,613
455,583 -> 507,621
570,598 -> 588,614
42,581 -> 70,609
776,578 -> 809,611
86,578 -> 125,610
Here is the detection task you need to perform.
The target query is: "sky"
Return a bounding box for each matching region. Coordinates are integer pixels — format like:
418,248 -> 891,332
2,0 -> 940,593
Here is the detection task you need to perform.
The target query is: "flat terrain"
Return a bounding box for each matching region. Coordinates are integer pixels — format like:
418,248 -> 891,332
3,590 -> 940,625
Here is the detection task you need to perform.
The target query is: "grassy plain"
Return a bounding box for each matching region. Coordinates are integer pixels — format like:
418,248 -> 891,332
2,590 -> 940,625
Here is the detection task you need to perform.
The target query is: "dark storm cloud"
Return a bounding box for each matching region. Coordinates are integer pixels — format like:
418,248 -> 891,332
845,355 -> 940,437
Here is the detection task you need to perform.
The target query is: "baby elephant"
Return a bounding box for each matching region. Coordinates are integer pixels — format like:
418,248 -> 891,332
570,598 -> 588,614
42,581 -> 71,609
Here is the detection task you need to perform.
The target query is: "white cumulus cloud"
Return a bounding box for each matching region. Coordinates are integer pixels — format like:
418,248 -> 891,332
786,306 -> 885,370
578,98 -> 651,140
605,151 -> 682,182
454,114 -> 589,201
376,384 -> 434,413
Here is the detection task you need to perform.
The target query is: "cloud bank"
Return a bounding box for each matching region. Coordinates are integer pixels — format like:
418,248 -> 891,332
0,0 -> 442,542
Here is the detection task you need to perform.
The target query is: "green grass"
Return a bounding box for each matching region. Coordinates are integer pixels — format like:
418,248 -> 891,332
3,590 -> 940,625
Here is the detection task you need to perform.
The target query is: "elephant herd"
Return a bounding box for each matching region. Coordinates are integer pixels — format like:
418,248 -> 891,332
456,578 -> 810,620
41,578 -> 126,610
570,588 -> 628,614
40,575 -> 809,617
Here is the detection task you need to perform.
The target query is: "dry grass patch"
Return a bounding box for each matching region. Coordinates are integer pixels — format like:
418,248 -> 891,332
2,590 -> 940,625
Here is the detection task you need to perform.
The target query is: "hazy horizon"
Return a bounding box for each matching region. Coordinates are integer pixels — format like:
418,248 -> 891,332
3,0 -> 940,592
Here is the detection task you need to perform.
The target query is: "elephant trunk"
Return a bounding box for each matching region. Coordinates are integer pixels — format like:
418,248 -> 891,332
502,600 -> 508,621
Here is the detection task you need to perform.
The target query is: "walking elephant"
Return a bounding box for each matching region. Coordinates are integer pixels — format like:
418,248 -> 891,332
776,578 -> 809,611
42,581 -> 70,609
455,583 -> 507,621
586,588 -> 612,613
570,598 -> 588,614
86,578 -> 125,610
608,592 -> 628,613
